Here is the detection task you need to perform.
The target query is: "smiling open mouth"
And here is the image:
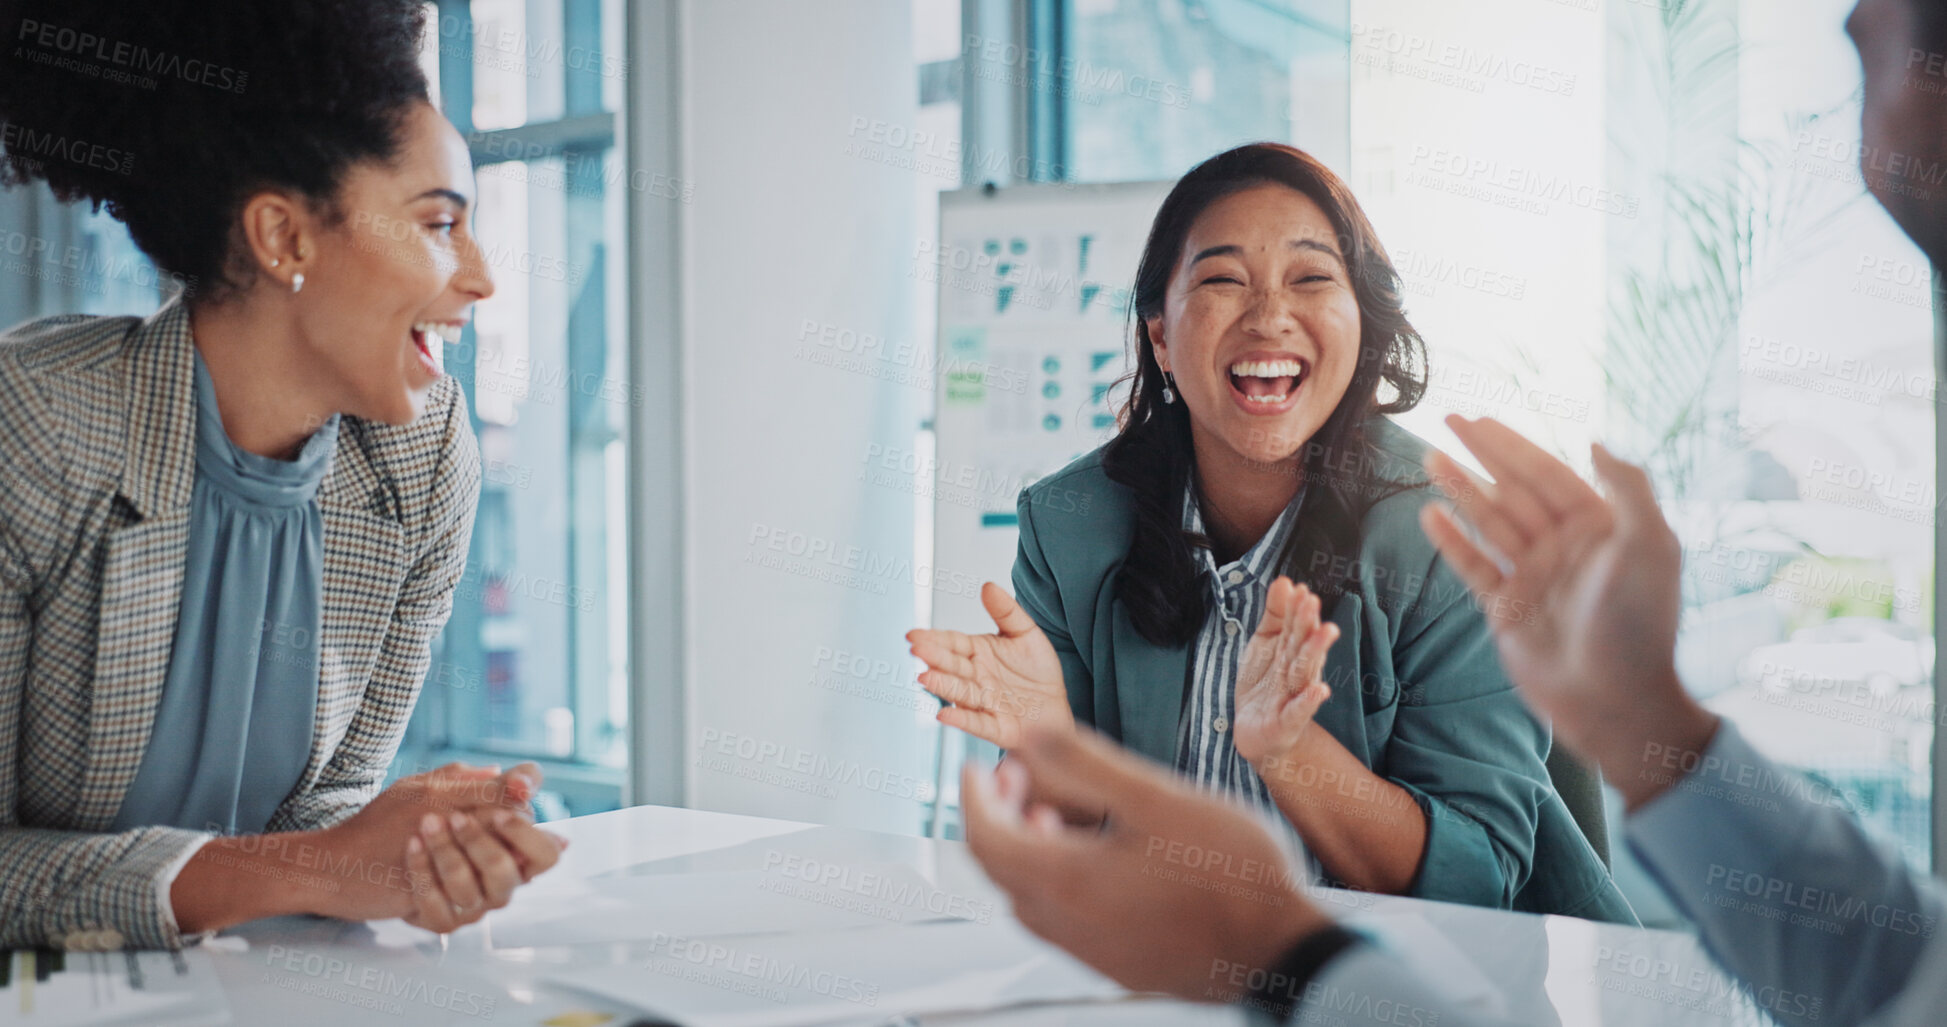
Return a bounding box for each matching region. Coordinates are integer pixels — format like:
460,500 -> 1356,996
411,321 -> 462,373
1228,357 -> 1308,405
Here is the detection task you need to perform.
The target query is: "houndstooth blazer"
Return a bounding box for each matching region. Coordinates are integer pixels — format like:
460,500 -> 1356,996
0,295 -> 481,949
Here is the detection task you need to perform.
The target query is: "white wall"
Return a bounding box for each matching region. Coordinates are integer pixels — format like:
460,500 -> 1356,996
673,0 -> 934,832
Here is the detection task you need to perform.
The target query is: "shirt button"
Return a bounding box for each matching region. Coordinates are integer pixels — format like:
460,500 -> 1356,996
1213,716 -> 1230,733
1226,570 -> 1244,585
1224,622 -> 1240,637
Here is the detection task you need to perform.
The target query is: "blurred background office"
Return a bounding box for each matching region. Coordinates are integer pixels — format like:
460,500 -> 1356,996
0,0 -> 1932,926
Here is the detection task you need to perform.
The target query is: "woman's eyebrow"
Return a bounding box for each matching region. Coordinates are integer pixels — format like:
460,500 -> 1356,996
410,187 -> 472,209
1290,238 -> 1343,261
1189,239 -> 1342,266
1189,244 -> 1241,266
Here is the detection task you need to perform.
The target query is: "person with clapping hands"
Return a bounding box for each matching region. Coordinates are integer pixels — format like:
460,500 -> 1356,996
910,142 -> 1629,921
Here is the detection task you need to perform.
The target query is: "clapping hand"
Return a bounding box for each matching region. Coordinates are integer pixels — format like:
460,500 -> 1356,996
1418,415 -> 1717,807
962,725 -> 1329,999
1233,577 -> 1338,768
907,582 -> 1074,749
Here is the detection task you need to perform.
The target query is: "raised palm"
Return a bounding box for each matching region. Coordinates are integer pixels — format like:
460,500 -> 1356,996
1420,416 -> 1684,755
908,582 -> 1073,749
1232,577 -> 1337,766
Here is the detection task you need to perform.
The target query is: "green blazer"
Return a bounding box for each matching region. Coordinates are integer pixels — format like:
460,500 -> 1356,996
1012,417 -> 1634,923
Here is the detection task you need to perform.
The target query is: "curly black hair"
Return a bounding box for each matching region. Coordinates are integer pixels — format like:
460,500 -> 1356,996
0,0 -> 431,299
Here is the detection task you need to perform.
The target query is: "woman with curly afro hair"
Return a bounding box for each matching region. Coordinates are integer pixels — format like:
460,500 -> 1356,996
0,0 -> 567,949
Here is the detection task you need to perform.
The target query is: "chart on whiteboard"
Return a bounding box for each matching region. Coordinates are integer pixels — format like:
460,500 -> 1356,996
930,181 -> 1171,634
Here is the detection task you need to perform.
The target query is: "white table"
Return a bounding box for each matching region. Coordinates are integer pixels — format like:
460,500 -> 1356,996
195,804 -> 1773,1026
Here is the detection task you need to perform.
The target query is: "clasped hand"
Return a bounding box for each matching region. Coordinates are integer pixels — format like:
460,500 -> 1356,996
314,762 -> 567,933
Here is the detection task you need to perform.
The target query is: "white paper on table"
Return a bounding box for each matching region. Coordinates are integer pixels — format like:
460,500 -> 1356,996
541,918 -> 1126,1027
490,866 -> 987,948
1344,910 -> 1507,1017
1,948 -> 230,1027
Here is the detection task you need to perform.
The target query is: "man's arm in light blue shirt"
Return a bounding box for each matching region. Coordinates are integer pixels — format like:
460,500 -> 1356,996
1624,721 -> 1945,1027
1289,720 -> 1947,1027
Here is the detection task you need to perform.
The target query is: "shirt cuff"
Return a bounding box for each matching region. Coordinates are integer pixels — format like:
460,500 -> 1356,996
1624,721 -> 1784,894
1240,925 -> 1364,1020
153,832 -> 217,947
1392,780 -> 1511,909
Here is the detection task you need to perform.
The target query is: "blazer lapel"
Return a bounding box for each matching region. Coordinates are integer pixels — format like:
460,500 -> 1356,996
302,426 -> 410,791
1108,601 -> 1193,767
79,301 -> 197,829
79,298 -> 413,825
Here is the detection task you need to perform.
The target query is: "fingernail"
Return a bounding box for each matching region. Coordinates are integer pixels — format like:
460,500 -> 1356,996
421,813 -> 442,835
449,812 -> 468,831
407,836 -> 424,854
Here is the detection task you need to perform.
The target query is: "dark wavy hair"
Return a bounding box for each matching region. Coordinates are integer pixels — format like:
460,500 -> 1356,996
1103,142 -> 1429,646
0,0 -> 431,300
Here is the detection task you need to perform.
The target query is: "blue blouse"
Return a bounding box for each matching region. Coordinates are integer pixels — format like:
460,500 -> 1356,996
110,352 -> 339,836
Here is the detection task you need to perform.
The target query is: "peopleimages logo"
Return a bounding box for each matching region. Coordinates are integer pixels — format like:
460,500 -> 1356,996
695,728 -> 938,803
645,932 -> 880,1006
261,946 -> 497,1019
1350,22 -> 1578,96
760,850 -> 996,924
0,123 -> 132,175
962,33 -> 1191,109
1406,145 -> 1639,218
15,19 -> 247,93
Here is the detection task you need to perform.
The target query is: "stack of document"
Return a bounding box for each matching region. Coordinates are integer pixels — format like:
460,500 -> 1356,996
543,917 -> 1125,1027
491,860 -> 998,948
505,861 -> 1508,1026
1,948 -> 230,1027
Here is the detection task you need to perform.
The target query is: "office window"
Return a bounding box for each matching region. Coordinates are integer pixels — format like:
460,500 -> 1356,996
1675,1 -> 1935,871
1343,0 -> 1935,889
1065,0 -> 1351,181
399,0 -> 632,818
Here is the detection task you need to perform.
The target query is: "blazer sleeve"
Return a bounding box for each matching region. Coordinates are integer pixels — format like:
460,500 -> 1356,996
266,388 -> 482,833
1380,543 -> 1550,910
0,518 -> 213,950
1011,489 -> 1096,728
1629,722 -> 1946,1027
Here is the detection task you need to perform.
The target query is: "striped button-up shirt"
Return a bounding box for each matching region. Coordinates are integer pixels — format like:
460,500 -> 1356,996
1175,484 -> 1306,809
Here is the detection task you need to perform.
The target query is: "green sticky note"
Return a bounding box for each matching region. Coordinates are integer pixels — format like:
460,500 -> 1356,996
944,326 -> 988,405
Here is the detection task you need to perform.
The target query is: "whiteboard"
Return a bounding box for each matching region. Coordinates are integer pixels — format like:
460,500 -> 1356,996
929,180 -> 1173,634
